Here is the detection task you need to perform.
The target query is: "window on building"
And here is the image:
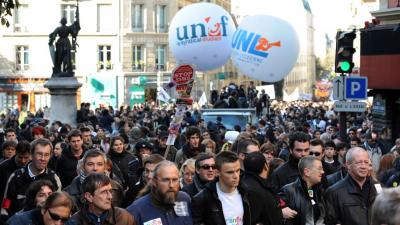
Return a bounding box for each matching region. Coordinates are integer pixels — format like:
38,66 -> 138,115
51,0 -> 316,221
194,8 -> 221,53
98,45 -> 112,70
97,4 -> 113,32
61,4 -> 76,25
155,45 -> 166,71
13,5 -> 28,32
132,4 -> 144,32
155,5 -> 167,33
132,45 -> 145,71
16,46 -> 29,71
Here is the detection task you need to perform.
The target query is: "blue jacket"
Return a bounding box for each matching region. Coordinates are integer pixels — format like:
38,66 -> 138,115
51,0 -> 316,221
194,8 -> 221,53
126,191 -> 192,225
5,208 -> 44,225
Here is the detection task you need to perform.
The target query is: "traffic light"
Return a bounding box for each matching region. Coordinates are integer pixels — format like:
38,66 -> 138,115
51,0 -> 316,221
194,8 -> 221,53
335,30 -> 356,74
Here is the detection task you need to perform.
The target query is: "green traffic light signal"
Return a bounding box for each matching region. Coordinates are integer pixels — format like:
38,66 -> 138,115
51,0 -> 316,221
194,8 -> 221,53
340,61 -> 351,72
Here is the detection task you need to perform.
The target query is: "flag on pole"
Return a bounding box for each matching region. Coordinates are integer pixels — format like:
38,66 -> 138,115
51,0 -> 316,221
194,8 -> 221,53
198,92 -> 207,107
157,88 -> 171,103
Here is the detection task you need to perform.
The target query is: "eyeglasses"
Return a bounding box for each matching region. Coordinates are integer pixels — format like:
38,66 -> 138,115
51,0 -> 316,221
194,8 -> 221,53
157,178 -> 180,185
47,209 -> 70,222
309,152 -> 321,156
200,164 -> 216,170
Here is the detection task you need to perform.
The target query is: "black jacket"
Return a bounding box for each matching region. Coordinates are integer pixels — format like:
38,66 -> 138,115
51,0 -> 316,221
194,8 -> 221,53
242,171 -> 283,225
108,150 -> 138,189
1,164 -> 61,218
324,175 -> 379,225
56,146 -> 86,187
270,155 -> 300,192
0,157 -> 22,196
326,167 -> 347,187
192,180 -> 251,225
182,174 -> 207,199
279,178 -> 325,225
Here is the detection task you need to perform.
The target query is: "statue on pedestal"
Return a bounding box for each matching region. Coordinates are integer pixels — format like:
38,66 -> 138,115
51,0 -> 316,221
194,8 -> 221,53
48,1 -> 80,77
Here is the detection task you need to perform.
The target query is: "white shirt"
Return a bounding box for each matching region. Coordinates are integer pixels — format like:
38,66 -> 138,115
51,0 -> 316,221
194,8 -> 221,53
216,182 -> 244,225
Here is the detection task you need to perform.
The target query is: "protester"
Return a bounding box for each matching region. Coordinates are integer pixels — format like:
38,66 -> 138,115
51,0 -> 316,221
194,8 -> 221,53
56,130 -> 86,187
325,147 -> 381,225
67,173 -> 135,225
270,131 -> 311,191
63,149 -> 124,209
0,141 -> 17,163
127,161 -> 193,225
1,138 -> 61,219
182,153 -> 216,198
0,140 -> 31,195
123,154 -> 164,206
179,158 -> 195,188
175,126 -> 204,168
108,136 -> 138,189
371,187 -> 400,225
279,156 -> 325,225
243,152 -> 283,225
6,191 -> 73,225
22,180 -> 55,212
192,151 -> 251,225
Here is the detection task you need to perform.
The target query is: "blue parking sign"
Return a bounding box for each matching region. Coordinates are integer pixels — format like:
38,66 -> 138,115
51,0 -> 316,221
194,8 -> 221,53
345,77 -> 368,100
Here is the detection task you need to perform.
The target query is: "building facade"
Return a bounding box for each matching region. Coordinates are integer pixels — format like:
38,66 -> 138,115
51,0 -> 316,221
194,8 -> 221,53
361,0 -> 400,137
0,0 -> 121,112
0,0 -> 234,111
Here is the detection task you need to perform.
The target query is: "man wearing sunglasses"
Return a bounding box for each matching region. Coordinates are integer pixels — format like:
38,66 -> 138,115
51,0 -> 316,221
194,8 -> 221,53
309,139 -> 338,176
68,173 -> 135,225
182,153 -> 216,198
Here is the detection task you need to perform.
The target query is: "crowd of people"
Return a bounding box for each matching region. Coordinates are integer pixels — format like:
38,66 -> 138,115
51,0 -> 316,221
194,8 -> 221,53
0,99 -> 399,225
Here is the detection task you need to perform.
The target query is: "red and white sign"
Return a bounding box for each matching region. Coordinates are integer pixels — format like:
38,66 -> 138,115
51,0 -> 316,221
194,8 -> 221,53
172,65 -> 194,85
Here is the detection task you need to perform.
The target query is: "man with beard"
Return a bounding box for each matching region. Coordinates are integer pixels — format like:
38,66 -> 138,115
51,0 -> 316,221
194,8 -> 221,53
270,131 -> 311,191
175,126 -> 204,169
182,153 -> 216,198
126,161 -> 193,225
68,173 -> 135,225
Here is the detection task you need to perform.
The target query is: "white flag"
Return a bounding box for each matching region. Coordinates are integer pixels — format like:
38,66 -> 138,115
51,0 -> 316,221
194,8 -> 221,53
157,88 -> 171,103
198,92 -> 207,106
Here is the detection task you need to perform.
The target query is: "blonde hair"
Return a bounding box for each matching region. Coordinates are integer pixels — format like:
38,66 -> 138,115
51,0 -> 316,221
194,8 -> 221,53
179,158 -> 195,178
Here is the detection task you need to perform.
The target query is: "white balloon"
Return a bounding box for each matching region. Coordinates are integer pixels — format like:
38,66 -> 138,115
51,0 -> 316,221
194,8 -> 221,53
231,15 -> 300,82
169,3 -> 236,71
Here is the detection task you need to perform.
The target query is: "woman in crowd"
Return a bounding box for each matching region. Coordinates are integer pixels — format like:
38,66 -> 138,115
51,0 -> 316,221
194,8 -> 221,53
108,136 -> 137,189
202,138 -> 216,154
22,180 -> 55,212
179,158 -> 195,188
6,191 -> 74,225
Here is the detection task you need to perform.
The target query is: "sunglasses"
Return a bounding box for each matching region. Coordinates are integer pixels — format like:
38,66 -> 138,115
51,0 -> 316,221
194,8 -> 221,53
309,152 -> 322,156
47,209 -> 70,222
200,164 -> 216,170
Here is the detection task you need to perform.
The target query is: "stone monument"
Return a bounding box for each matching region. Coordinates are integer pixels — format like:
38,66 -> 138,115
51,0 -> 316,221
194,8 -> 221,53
44,1 -> 81,126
